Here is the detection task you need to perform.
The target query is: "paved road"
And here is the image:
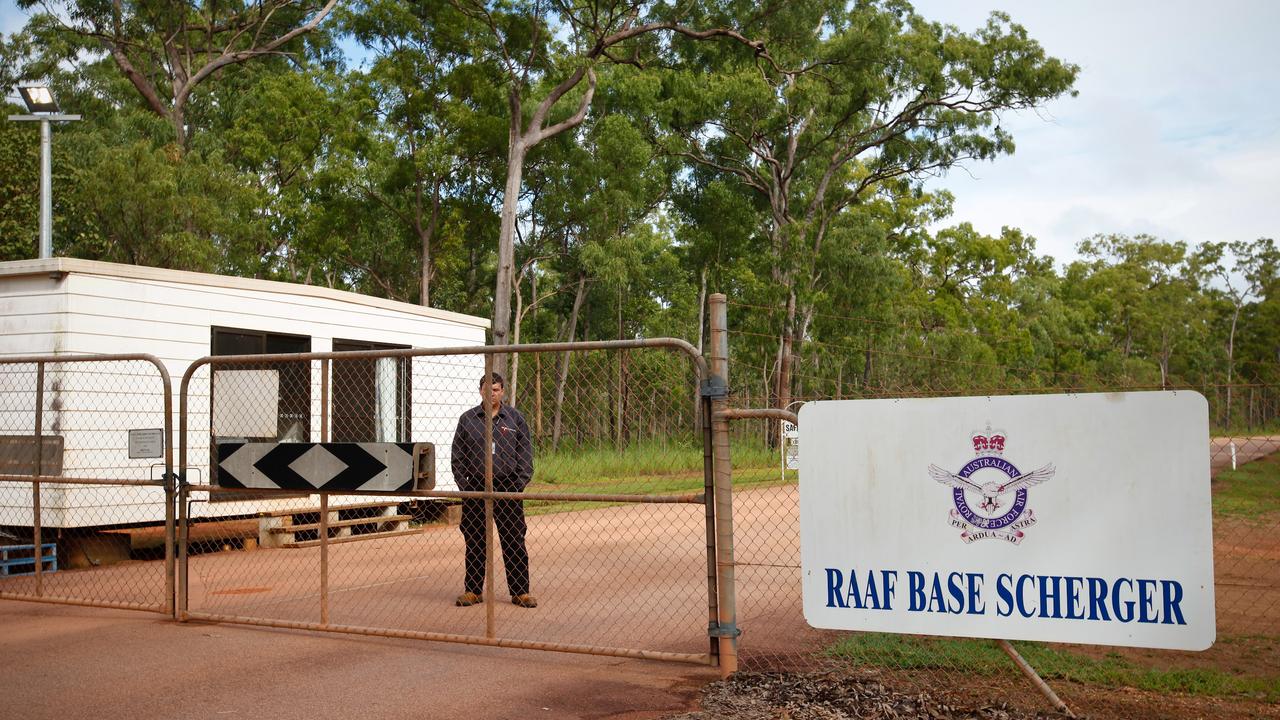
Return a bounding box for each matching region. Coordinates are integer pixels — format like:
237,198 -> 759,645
0,600 -> 715,720
1210,435 -> 1280,474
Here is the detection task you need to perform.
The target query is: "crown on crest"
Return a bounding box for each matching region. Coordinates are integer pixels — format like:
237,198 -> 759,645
971,423 -> 1006,456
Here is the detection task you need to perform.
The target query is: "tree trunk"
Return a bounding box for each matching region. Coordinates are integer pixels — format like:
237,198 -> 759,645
552,274 -> 587,450
863,342 -> 873,389
534,352 -> 543,439
510,271 -> 525,405
419,180 -> 441,307
693,267 -> 707,436
492,68 -> 594,379
493,141 -> 527,376
1226,306 -> 1239,426
615,349 -> 628,449
171,103 -> 187,150
776,288 -> 797,416
615,291 -> 626,449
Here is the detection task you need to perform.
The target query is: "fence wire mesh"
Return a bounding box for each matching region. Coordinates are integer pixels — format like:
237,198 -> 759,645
726,378 -> 1280,714
179,344 -> 719,661
4,338 -> 1275,714
0,357 -> 171,612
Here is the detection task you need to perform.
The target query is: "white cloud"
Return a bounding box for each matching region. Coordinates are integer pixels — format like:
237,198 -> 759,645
911,0 -> 1280,267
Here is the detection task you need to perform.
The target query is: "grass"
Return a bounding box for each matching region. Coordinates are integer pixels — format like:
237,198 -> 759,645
825,633 -> 1280,702
521,440 -> 789,515
1212,451 -> 1280,520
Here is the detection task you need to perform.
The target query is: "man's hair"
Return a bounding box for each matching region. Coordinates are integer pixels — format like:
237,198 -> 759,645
480,372 -> 505,389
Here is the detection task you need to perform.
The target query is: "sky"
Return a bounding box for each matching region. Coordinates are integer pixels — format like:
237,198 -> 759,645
3,1 -> 1276,268
910,0 -> 1280,267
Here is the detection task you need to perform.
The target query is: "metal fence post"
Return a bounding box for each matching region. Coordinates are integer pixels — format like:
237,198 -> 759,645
483,353 -> 496,638
702,389 -> 719,661
320,357 -> 330,626
33,361 -> 45,597
178,367 -> 192,620
708,293 -> 739,676
158,361 -> 176,618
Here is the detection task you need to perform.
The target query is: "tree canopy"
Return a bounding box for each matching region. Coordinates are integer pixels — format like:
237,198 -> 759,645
3,0 -> 1276,428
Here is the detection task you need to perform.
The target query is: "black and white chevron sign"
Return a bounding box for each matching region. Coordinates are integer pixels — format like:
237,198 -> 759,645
216,442 -> 425,493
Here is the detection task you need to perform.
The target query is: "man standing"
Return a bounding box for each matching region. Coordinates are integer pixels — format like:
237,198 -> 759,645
450,372 -> 537,608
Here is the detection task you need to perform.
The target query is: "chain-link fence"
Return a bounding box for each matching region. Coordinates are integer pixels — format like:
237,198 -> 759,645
725,373 -> 1280,713
177,340 -> 730,664
0,355 -> 173,613
3,314 -> 1276,714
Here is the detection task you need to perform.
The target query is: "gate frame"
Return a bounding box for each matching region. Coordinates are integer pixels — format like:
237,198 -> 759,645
0,353 -> 176,615
177,337 -> 738,671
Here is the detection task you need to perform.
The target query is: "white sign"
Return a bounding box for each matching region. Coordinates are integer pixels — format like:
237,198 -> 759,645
782,421 -> 800,470
128,428 -> 164,459
800,391 -> 1214,651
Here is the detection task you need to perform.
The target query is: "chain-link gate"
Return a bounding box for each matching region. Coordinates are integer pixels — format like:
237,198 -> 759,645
177,338 -> 739,667
0,354 -> 174,614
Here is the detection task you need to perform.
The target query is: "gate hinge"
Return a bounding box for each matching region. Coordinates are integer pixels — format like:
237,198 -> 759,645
700,375 -> 729,399
708,621 -> 742,639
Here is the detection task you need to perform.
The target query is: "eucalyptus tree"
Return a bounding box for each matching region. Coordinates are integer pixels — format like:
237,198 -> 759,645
1074,234 -> 1207,389
664,1 -> 1077,411
214,67 -> 361,280
451,0 -> 769,375
1194,238 -> 1280,415
4,54 -> 277,271
0,101 -> 39,261
17,0 -> 339,150
522,67 -> 675,445
341,0 -> 506,306
1236,243 -> 1280,386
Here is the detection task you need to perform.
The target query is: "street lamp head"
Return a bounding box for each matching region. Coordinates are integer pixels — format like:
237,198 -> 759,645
17,84 -> 60,113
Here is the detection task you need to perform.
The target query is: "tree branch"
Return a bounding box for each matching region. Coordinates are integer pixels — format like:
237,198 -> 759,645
529,67 -> 596,145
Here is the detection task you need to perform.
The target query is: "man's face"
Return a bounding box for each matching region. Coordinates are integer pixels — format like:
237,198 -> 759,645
483,382 -> 505,409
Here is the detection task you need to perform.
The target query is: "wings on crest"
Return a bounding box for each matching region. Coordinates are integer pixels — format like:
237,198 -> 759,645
997,463 -> 1056,495
928,464 -> 984,494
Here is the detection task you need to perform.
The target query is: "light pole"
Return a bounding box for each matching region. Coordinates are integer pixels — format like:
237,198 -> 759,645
8,84 -> 80,259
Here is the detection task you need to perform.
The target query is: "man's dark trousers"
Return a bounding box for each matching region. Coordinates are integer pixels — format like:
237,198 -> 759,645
460,494 -> 529,596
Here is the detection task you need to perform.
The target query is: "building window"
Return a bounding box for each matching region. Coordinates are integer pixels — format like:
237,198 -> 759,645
332,340 -> 411,442
210,327 -> 311,501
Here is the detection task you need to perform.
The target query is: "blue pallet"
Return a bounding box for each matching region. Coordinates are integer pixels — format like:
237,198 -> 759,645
0,543 -> 57,576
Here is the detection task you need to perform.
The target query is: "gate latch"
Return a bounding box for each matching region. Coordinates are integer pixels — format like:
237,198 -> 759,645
708,621 -> 742,639
700,375 -> 729,399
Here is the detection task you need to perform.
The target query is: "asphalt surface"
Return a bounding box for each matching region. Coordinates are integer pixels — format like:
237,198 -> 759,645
0,600 -> 716,720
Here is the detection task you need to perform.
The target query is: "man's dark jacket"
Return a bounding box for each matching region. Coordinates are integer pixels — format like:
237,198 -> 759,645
450,403 -> 534,492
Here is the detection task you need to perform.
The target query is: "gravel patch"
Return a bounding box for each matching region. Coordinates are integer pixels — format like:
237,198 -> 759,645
664,672 -> 1072,720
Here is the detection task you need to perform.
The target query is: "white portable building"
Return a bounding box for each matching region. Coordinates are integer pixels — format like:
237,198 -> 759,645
0,257 -> 487,528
